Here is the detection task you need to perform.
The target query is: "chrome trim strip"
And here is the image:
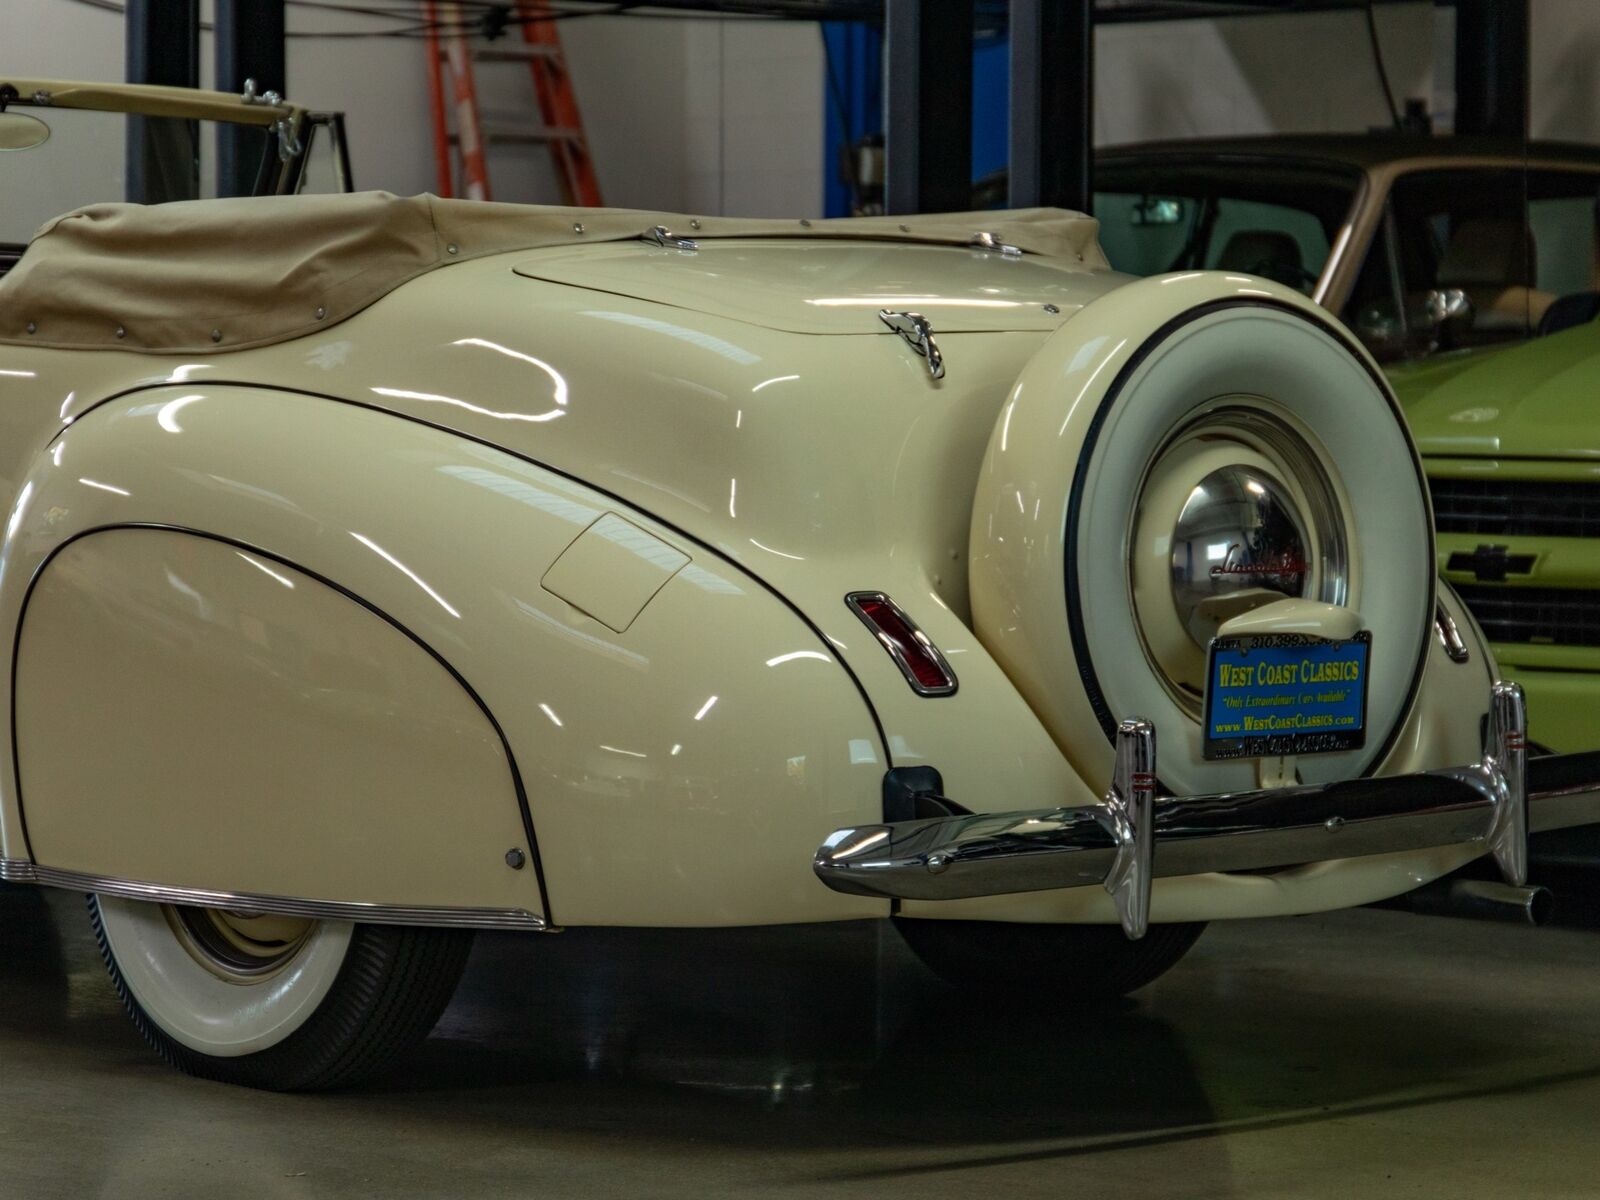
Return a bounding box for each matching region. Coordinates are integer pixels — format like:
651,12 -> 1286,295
816,682 -> 1600,933
0,861 -> 547,931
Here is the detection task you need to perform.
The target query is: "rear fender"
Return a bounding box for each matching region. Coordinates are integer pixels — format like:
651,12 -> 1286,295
0,387 -> 889,926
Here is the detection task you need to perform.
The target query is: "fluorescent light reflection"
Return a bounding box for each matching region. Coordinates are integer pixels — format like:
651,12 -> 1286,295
766,650 -> 831,667
157,394 -> 203,433
6,481 -> 33,542
807,296 -> 1023,308
693,695 -> 718,721
539,703 -> 564,727
371,386 -> 565,424
350,532 -> 461,618
236,553 -> 295,589
451,338 -> 569,408
749,538 -> 803,561
751,374 -> 799,392
79,478 -> 130,497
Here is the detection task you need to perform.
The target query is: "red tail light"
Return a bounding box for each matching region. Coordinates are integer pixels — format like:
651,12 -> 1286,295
846,592 -> 958,696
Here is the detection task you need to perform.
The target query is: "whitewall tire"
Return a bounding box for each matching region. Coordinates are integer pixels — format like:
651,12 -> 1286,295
90,895 -> 472,1090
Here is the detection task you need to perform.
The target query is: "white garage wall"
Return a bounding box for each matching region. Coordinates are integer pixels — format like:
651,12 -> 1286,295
3,1 -> 813,215
1531,0 -> 1600,143
1099,0 -> 1600,147
682,20 -> 825,217
1094,3 -> 1439,146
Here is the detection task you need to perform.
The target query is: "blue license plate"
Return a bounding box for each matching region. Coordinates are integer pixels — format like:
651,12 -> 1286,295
1203,632 -> 1371,760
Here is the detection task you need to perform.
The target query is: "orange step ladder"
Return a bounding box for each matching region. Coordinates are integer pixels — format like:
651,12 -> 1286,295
423,0 -> 603,206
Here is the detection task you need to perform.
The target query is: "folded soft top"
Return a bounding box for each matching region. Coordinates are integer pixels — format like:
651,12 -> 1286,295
0,191 -> 1105,354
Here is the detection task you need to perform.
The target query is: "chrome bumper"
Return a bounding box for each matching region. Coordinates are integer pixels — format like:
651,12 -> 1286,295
813,682 -> 1600,939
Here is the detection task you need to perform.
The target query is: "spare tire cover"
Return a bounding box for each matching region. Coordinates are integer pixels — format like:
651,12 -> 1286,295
969,273 -> 1434,799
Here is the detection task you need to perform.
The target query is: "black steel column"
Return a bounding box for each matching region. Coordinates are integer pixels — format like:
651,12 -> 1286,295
126,0 -> 200,203
1009,0 -> 1092,213
884,0 -> 974,215
215,0 -> 287,197
1454,0 -> 1528,140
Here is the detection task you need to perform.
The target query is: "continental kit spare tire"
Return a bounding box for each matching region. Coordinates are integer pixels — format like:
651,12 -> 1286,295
968,273 -> 1435,800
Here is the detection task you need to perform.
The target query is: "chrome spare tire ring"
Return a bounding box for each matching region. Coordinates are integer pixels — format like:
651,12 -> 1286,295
1064,299 -> 1433,796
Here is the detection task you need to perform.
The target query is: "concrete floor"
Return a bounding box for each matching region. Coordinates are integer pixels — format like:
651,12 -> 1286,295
3,885 -> 1599,1199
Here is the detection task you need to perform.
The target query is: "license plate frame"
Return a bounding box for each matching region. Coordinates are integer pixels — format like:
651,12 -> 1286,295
1202,631 -> 1372,761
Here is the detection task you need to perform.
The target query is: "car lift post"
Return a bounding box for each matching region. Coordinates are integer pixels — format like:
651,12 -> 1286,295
883,0 -> 974,215
1453,0 -> 1528,139
216,0 -> 288,197
1009,0 -> 1093,214
125,0 -> 200,203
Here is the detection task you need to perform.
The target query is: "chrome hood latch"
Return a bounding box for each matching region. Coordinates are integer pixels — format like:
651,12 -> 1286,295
970,230 -> 1022,257
878,309 -> 944,380
640,224 -> 699,251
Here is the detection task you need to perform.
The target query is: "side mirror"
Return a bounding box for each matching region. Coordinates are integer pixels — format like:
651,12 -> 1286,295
1424,287 -> 1475,349
0,112 -> 49,152
1131,196 -> 1185,227
1352,301 -> 1410,363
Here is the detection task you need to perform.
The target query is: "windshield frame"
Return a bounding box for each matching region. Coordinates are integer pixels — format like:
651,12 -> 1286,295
0,77 -> 318,199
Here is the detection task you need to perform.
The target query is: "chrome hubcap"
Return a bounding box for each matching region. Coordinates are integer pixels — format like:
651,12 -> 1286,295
1170,465 -> 1311,646
1129,402 -> 1351,713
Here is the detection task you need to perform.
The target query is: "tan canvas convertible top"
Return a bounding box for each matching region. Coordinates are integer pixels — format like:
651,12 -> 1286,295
0,191 -> 1106,354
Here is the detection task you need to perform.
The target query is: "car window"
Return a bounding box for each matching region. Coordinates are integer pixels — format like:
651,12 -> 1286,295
1527,171 -> 1600,299
1358,166 -> 1600,360
1345,203 -> 1410,363
1199,197 -> 1331,287
1093,164 -> 1357,295
1094,192 -> 1197,276
1530,195 -> 1595,296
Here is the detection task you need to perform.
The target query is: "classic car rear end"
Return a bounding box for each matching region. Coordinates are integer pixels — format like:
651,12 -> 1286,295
2,180 -> 1599,1089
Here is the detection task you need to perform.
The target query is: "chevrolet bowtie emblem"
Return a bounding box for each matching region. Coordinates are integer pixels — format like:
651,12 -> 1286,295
1446,544 -> 1536,583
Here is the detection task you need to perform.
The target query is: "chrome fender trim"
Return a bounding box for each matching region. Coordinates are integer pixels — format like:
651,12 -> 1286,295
0,860 -> 549,932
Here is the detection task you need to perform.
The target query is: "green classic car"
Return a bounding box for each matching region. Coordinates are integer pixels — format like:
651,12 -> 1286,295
1390,326 -> 1600,753
1096,135 -> 1600,754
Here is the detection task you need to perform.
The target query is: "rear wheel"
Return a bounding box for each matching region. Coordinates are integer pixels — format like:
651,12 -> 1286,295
894,917 -> 1204,1001
89,894 -> 471,1091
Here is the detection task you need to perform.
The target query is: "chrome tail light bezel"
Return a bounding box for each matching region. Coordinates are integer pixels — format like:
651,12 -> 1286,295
845,591 -> 959,697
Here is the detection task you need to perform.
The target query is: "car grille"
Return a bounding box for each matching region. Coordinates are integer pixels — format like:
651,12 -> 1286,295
1430,478 -> 1600,539
1453,584 -> 1600,648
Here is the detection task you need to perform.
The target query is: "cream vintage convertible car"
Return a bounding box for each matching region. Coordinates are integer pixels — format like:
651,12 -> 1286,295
3,81 -> 1600,1092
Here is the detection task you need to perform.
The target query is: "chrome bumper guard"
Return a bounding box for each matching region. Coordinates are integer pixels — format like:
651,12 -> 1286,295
814,682 -> 1600,940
